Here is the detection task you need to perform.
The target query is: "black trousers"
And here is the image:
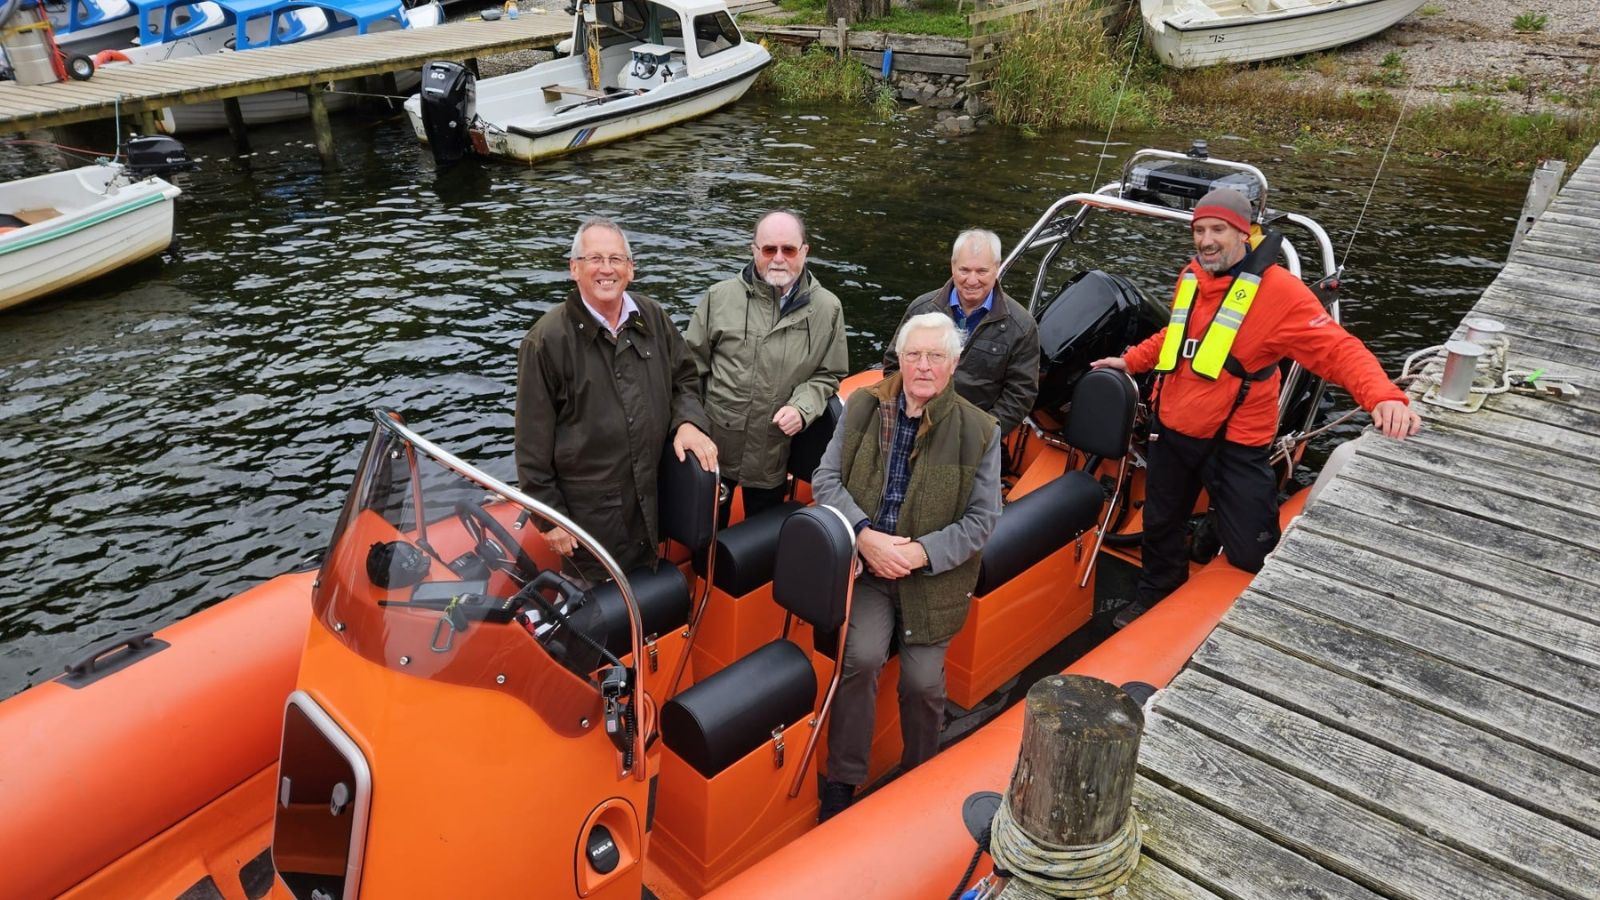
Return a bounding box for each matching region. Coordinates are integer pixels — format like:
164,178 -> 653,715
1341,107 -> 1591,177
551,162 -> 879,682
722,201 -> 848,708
1136,426 -> 1280,606
717,479 -> 790,528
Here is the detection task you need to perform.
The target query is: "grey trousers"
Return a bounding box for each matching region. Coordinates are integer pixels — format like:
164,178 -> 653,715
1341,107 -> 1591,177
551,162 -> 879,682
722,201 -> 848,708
825,574 -> 951,786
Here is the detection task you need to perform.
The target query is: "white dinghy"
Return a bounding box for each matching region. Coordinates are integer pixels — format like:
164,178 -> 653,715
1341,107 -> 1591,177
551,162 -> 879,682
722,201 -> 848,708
1140,0 -> 1426,68
0,137 -> 187,311
406,0 -> 769,165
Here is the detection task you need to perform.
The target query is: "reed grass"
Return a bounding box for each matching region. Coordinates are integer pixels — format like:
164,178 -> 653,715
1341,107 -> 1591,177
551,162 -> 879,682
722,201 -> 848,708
987,0 -> 1159,130
757,45 -> 899,118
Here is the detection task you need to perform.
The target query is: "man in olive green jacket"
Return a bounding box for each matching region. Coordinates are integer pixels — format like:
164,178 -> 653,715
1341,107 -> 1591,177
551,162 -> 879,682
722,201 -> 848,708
516,217 -> 716,582
883,229 -> 1040,436
686,209 -> 849,519
811,312 -> 1002,822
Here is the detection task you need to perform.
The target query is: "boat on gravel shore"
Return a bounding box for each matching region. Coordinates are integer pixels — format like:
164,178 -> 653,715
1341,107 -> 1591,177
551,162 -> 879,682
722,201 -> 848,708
1140,0 -> 1427,68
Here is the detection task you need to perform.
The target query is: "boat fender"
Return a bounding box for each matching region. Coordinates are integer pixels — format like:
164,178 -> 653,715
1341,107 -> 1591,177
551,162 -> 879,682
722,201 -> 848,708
93,48 -> 131,66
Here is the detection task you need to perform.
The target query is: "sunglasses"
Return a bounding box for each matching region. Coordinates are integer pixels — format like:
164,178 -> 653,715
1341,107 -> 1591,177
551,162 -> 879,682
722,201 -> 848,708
758,244 -> 803,258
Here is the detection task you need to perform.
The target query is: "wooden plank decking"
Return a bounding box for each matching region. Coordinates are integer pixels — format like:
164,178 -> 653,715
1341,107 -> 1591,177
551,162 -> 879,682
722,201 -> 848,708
0,14 -> 572,133
1130,145 -> 1600,897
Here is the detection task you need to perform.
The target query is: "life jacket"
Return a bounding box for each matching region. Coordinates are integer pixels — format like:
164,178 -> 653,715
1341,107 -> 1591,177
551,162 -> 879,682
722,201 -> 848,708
1153,230 -> 1285,441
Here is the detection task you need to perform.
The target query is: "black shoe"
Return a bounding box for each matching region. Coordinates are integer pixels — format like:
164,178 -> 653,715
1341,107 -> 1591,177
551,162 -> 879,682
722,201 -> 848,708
1112,600 -> 1153,630
818,779 -> 856,823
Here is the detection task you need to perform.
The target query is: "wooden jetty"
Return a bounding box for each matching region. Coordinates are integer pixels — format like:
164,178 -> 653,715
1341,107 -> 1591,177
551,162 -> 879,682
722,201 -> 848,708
1131,145 -> 1600,897
0,15 -> 571,160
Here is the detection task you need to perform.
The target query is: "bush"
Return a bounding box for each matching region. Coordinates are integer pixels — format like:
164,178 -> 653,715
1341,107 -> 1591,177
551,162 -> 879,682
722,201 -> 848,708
756,44 -> 899,118
1512,11 -> 1548,32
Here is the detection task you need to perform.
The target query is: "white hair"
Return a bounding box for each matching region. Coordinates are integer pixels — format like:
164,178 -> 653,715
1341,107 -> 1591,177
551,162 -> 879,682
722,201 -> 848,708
894,312 -> 963,361
950,229 -> 1002,264
570,216 -> 632,260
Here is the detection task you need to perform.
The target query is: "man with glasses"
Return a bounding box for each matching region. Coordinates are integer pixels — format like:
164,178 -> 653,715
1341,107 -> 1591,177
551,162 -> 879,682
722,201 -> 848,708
810,313 -> 1002,822
515,216 -> 718,582
883,229 -> 1040,437
686,209 -> 848,521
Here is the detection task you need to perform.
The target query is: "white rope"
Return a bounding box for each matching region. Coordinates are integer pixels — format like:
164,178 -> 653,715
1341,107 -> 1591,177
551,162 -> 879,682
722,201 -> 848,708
987,793 -> 1141,898
1342,88 -> 1411,272
1087,23 -> 1140,192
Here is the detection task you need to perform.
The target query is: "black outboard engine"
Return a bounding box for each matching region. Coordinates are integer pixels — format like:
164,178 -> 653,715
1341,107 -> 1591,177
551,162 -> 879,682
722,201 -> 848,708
1033,270 -> 1167,422
124,135 -> 194,178
419,60 -> 476,167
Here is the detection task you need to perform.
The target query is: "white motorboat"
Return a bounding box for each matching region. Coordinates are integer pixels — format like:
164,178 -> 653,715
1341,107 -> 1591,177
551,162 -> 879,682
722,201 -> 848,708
405,0 -> 770,165
102,0 -> 441,132
0,138 -> 186,311
1139,0 -> 1426,68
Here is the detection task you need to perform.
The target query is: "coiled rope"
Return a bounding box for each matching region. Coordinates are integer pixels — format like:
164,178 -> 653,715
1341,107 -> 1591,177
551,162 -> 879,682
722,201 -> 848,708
986,793 -> 1141,898
1394,337 -> 1524,397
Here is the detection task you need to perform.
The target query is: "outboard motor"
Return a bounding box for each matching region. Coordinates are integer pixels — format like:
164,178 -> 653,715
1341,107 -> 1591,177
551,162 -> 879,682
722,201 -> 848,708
1033,270 -> 1167,422
419,60 -> 476,167
124,135 -> 194,178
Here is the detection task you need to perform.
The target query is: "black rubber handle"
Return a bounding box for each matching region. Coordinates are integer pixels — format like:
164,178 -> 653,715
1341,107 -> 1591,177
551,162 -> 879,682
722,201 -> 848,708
64,631 -> 156,676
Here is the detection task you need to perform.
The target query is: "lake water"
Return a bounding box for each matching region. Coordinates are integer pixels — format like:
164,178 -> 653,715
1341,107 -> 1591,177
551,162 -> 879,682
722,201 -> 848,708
0,99 -> 1521,697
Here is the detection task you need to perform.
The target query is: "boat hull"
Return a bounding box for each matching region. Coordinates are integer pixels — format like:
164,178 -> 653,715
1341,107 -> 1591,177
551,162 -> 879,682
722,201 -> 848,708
166,69 -> 422,132
0,167 -> 181,311
1142,0 -> 1426,68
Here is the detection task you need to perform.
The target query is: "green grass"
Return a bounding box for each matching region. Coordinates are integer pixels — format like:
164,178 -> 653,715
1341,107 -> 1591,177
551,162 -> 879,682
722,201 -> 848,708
1512,11 -> 1548,32
755,44 -> 899,117
755,0 -> 972,36
987,1 -> 1159,130
1417,2 -> 1443,15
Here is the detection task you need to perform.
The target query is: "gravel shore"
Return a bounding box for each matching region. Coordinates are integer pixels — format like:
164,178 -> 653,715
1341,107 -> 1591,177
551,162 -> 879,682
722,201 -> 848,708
1302,0 -> 1600,115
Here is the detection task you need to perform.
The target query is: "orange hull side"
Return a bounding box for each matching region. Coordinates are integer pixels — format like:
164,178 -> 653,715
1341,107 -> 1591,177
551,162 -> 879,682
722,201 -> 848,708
0,571 -> 312,900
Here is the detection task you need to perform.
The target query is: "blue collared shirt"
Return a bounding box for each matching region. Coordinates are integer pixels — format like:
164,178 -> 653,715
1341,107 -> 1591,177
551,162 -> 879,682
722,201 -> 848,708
948,287 -> 994,339
873,393 -> 921,535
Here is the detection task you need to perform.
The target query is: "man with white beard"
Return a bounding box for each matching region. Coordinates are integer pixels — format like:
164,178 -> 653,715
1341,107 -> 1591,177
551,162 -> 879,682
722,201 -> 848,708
687,209 -> 850,520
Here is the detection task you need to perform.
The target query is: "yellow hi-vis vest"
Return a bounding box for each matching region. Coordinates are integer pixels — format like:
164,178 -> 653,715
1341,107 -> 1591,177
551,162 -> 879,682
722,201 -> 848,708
1153,230 -> 1275,381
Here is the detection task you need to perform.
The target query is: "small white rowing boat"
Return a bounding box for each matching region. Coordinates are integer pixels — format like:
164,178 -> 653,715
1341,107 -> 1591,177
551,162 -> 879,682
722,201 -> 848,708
405,0 -> 769,165
0,147 -> 183,311
1140,0 -> 1426,68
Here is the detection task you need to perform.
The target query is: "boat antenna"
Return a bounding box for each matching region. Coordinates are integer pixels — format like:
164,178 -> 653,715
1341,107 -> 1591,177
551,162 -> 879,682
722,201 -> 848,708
1340,88 -> 1411,273
1087,22 -> 1141,192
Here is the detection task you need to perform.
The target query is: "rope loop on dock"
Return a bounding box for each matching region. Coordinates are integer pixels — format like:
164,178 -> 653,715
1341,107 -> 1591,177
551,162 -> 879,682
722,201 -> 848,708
987,791 -> 1141,898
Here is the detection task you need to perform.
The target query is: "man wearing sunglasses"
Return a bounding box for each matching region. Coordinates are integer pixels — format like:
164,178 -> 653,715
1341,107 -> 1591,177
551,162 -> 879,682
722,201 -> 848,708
883,229 -> 1040,437
686,209 -> 849,521
516,216 -> 717,583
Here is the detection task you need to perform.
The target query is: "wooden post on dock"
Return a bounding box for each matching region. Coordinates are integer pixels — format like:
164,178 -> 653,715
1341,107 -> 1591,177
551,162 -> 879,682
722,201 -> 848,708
222,97 -> 250,155
835,18 -> 847,61
1510,159 -> 1567,258
135,108 -> 159,136
991,675 -> 1144,898
305,82 -> 338,169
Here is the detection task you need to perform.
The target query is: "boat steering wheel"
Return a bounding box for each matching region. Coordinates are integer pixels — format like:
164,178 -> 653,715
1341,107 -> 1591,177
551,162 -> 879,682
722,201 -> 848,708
455,500 -> 541,583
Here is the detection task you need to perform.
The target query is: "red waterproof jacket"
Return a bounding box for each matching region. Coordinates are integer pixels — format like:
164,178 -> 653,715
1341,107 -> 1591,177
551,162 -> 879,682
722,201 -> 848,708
1123,261 -> 1408,447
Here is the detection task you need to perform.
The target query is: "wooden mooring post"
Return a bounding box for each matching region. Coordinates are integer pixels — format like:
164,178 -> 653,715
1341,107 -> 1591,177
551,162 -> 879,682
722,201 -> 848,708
305,82 -> 338,168
222,97 -> 250,155
1510,159 -> 1567,258
990,675 -> 1144,898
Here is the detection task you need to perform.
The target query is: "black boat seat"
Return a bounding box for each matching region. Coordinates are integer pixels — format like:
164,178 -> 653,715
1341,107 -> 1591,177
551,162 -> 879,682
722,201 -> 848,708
658,441 -> 720,555
568,564 -> 692,660
660,640 -> 817,778
785,395 -> 842,485
693,501 -> 803,596
1062,367 -> 1138,463
662,507 -> 855,779
974,472 -> 1104,597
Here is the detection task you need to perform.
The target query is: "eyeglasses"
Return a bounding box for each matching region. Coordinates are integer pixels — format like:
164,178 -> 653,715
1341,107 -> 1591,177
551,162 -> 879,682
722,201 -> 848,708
577,254 -> 631,268
758,244 -> 802,258
901,350 -> 950,366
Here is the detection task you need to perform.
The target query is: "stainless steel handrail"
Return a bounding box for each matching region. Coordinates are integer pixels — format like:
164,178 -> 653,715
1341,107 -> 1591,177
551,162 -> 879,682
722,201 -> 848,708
370,408 -> 650,781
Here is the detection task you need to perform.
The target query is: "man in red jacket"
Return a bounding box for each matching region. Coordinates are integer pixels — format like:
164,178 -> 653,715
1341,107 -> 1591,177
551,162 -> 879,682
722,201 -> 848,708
1093,187 -> 1420,628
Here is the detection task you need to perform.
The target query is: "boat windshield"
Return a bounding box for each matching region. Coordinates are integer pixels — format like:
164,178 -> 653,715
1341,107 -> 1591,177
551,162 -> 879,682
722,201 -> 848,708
310,411 -> 644,743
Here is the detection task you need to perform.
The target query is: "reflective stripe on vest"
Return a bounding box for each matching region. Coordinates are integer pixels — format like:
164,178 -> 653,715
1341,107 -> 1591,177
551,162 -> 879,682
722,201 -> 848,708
1190,271 -> 1262,379
1152,272 -> 1198,373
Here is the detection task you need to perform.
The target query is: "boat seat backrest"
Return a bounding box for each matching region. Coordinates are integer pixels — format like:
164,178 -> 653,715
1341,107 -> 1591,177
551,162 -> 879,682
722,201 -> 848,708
974,472 -> 1104,596
771,505 -> 854,632
1061,367 -> 1137,461
577,564 -> 692,658
659,639 -> 817,778
657,440 -> 720,554
694,501 -> 803,594
785,395 -> 843,484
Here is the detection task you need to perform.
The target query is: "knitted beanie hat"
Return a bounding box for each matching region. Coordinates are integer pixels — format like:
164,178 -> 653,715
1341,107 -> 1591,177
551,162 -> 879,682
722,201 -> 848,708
1191,187 -> 1253,236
